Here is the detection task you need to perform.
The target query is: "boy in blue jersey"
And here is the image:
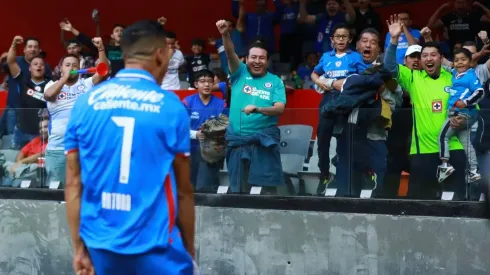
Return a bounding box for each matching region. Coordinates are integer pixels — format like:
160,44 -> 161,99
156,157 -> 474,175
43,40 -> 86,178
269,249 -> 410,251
310,23 -> 365,196
64,20 -> 195,275
183,69 -> 226,192
438,48 -> 485,183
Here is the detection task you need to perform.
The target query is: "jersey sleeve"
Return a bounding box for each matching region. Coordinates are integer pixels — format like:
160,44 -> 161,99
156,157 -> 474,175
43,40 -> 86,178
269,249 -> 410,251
64,97 -> 84,154
230,62 -> 246,86
168,101 -> 191,157
313,56 -> 326,75
273,78 -> 287,104
396,65 -> 414,93
84,77 -> 95,90
411,29 -> 422,40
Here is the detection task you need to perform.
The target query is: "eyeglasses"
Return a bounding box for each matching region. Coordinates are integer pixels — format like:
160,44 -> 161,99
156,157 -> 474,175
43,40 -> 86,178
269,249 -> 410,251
197,79 -> 214,84
333,35 -> 349,40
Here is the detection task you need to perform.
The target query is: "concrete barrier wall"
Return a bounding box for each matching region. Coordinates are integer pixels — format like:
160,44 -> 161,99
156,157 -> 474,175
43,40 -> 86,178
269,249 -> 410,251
1,199 -> 490,275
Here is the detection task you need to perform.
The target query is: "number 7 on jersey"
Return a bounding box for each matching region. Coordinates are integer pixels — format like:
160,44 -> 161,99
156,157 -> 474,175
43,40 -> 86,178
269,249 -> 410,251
111,116 -> 135,184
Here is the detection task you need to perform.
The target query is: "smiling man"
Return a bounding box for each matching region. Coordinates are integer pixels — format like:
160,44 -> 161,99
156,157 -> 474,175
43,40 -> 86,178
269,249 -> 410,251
384,15 -> 466,200
216,19 -> 286,194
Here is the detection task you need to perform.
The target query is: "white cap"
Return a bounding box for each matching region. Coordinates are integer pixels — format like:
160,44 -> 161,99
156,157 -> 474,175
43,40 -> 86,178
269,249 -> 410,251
405,45 -> 422,57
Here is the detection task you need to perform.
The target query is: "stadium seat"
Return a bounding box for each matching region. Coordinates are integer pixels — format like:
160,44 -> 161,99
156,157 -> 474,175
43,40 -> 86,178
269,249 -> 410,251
303,80 -> 314,89
278,125 -> 313,157
0,149 -> 19,162
179,81 -> 190,90
0,135 -> 13,150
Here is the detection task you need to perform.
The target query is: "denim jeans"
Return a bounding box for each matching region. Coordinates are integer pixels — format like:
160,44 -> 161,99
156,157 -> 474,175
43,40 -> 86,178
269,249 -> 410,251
13,127 -> 38,150
45,150 -> 66,187
0,105 -> 16,136
190,146 -> 221,193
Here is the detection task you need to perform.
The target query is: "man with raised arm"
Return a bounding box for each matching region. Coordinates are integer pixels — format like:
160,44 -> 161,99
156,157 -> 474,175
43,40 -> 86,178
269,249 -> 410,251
216,19 -> 286,194
64,20 -> 195,275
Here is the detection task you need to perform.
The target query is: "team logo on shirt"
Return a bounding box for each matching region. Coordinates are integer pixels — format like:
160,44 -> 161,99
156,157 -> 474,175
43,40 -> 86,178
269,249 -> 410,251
243,85 -> 253,94
27,89 -> 34,96
58,92 -> 67,100
264,82 -> 272,89
197,60 -> 202,65
398,37 -> 403,42
78,85 -> 85,91
191,112 -> 199,119
34,86 -> 41,91
335,61 -> 342,68
444,86 -> 457,96
432,100 -> 443,113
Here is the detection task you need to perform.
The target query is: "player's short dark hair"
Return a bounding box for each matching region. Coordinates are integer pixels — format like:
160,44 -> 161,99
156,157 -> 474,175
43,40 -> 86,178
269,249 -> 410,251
61,54 -> 80,63
462,41 -> 477,47
194,69 -> 215,81
24,37 -> 40,47
454,48 -> 472,60
421,42 -> 441,55
31,56 -> 45,63
121,20 -> 167,59
247,38 -> 269,59
331,23 -> 351,37
164,31 -> 177,39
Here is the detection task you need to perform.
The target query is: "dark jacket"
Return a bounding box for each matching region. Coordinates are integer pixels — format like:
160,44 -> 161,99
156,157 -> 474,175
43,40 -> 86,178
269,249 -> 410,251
475,79 -> 490,153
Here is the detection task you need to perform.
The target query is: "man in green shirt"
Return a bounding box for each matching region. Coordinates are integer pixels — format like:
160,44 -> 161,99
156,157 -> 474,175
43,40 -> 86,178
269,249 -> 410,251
384,15 -> 467,200
216,19 -> 286,193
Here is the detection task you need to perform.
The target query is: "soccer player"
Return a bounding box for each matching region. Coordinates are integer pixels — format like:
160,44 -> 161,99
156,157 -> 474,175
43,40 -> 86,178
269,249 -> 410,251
64,20 -> 195,274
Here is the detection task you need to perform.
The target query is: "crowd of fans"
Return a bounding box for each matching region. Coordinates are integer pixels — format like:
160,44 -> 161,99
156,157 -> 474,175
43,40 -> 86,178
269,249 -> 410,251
0,0 -> 489,201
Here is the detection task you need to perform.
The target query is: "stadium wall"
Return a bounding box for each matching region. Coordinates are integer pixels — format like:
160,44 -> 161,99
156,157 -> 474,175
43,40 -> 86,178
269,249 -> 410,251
0,189 -> 489,275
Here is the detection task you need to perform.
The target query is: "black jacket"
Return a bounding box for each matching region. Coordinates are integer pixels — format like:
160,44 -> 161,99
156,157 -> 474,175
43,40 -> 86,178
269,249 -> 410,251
475,79 -> 490,153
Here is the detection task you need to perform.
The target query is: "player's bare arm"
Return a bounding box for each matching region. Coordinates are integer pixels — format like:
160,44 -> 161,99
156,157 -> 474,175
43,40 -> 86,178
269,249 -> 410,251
217,20 -> 241,74
174,155 -> 196,258
65,151 -> 95,275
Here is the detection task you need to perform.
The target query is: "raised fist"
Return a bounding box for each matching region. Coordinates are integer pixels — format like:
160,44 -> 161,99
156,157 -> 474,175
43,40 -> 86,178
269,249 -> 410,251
216,20 -> 230,35
60,21 -> 73,32
420,27 -> 432,38
478,30 -> 488,42
157,16 -> 167,26
12,36 -> 24,45
92,37 -> 104,50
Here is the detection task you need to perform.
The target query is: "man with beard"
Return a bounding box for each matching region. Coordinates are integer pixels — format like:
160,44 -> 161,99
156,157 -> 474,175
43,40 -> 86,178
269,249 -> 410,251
428,0 -> 490,50
43,38 -> 108,186
6,36 -> 50,149
1,36 -> 52,138
384,15 -> 467,200
216,19 -> 286,194
299,0 -> 356,53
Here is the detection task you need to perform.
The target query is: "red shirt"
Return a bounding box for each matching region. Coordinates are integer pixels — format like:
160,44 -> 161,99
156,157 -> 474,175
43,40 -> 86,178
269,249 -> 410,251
21,136 -> 47,157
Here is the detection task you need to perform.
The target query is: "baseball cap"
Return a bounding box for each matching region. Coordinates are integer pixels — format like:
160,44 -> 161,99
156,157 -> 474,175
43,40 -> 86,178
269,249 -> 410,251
405,45 -> 422,57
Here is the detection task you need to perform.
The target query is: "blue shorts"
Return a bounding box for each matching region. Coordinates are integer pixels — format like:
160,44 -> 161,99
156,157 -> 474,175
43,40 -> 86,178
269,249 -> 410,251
88,229 -> 193,275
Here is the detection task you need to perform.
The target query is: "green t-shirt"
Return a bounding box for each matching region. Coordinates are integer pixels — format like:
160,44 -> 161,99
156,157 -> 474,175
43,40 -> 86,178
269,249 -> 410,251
229,63 -> 286,135
397,65 -> 463,154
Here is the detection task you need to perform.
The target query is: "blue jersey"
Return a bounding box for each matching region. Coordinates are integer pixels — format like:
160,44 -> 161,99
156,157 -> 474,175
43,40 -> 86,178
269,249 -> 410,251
182,93 -> 226,151
445,68 -> 484,116
64,68 -> 191,254
313,50 -> 364,80
384,28 -> 422,64
315,12 -> 347,53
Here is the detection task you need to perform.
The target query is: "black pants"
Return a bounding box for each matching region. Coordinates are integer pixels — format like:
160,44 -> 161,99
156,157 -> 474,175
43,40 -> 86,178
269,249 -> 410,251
316,92 -> 340,175
407,150 -> 467,200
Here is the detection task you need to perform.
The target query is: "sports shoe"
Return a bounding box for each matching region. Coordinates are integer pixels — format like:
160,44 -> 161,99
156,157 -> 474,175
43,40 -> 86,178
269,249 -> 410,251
316,173 -> 335,196
437,164 -> 455,183
468,169 -> 481,183
363,170 -> 378,191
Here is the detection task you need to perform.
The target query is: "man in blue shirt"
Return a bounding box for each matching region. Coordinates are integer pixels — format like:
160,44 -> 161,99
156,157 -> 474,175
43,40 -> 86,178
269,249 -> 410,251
183,69 -> 226,192
1,36 -> 52,138
64,20 -> 195,275
211,19 -> 246,75
384,12 -> 421,64
232,0 -> 280,54
274,0 -> 301,66
299,0 -> 356,53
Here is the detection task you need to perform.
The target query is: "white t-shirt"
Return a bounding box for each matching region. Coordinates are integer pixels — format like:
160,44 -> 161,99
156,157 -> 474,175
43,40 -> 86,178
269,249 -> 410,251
161,50 -> 184,90
44,77 -> 94,150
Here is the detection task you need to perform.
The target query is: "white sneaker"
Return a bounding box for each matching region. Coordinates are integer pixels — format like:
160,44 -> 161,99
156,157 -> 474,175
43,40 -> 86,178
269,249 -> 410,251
468,169 -> 481,183
438,164 -> 455,183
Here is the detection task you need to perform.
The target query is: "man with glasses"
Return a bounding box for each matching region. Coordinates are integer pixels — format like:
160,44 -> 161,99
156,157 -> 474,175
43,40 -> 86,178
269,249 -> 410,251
182,69 -> 226,192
